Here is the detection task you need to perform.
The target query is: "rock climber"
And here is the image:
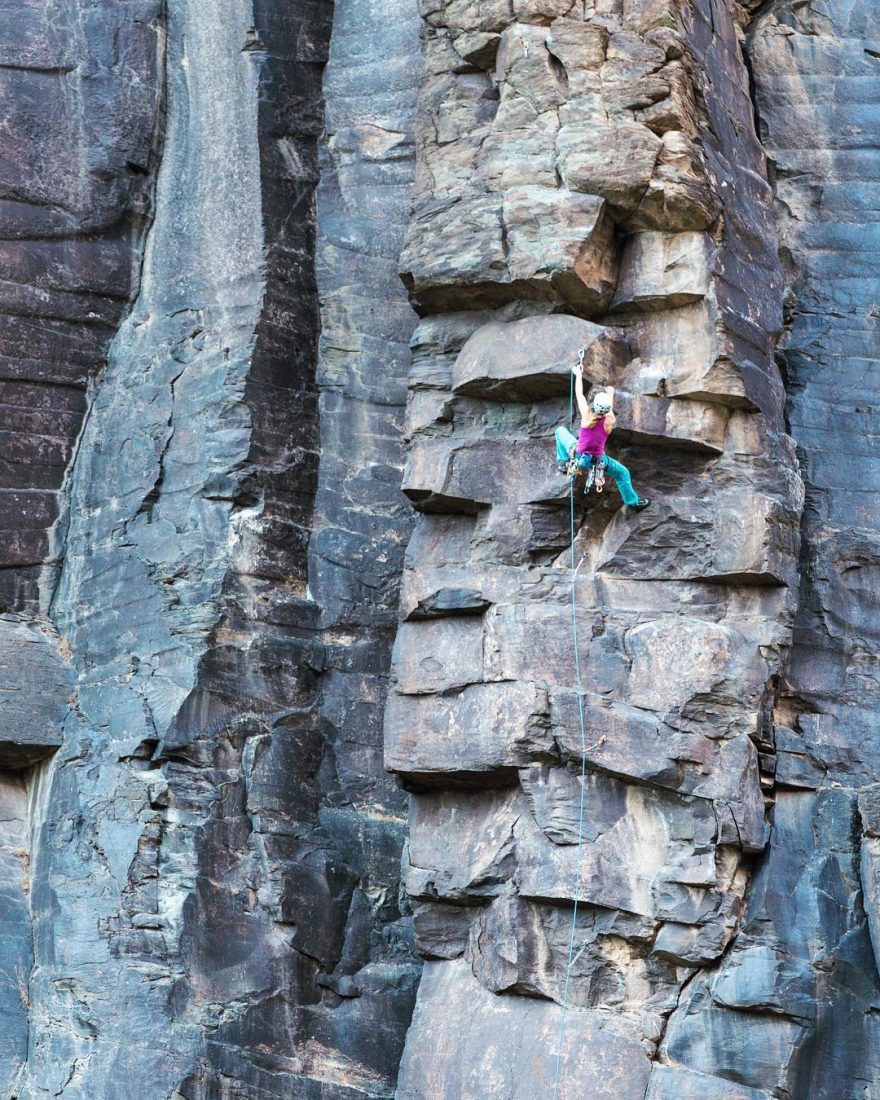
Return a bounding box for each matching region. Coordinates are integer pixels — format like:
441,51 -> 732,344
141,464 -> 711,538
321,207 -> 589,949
554,360 -> 650,511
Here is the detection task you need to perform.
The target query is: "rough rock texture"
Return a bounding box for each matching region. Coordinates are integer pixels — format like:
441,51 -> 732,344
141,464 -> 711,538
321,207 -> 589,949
2,0 -> 421,1096
388,0 -> 809,1096
0,0 -> 162,614
4,0 -> 880,1096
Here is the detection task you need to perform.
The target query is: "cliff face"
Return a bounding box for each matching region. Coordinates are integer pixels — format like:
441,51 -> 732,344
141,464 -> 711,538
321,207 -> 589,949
3,0 -> 418,1095
387,0 -> 805,1095
1,0 -> 879,1098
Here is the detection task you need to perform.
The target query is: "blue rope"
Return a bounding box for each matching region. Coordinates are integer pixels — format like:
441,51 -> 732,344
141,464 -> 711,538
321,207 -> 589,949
551,367 -> 591,1098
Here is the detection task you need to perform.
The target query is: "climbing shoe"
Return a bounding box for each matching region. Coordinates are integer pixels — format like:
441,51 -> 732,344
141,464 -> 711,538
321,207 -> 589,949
629,498 -> 650,511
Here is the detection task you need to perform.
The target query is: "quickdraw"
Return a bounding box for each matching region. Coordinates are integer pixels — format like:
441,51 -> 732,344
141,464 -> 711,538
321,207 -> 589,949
565,452 -> 608,494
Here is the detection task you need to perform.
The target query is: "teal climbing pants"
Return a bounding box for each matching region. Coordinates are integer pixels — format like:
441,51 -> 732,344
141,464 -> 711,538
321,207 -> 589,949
554,426 -> 640,507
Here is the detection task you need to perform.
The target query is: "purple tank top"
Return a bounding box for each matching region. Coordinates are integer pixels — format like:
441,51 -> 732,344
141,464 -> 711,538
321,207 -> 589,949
577,418 -> 609,457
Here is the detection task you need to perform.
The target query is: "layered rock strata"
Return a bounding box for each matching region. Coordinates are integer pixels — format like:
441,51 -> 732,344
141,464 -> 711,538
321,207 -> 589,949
388,0 -> 805,1095
3,0 -> 420,1095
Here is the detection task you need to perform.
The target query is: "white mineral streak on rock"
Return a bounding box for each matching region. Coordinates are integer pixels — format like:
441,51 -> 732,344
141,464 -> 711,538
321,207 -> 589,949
21,0 -> 264,1093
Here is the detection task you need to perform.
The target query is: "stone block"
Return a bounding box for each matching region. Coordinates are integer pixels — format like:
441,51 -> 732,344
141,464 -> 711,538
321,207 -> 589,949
506,188 -> 618,314
400,189 -> 617,314
391,617 -> 486,694
0,617 -> 71,769
620,297 -> 785,416
662,978 -> 807,1094
632,132 -> 721,232
515,0 -> 580,21
557,119 -> 662,214
496,25 -> 568,115
514,769 -> 723,921
652,919 -> 734,966
709,943 -> 815,1019
404,586 -> 491,619
594,487 -> 800,587
452,31 -> 501,70
622,616 -> 768,716
396,958 -> 652,1100
471,503 -> 572,565
611,392 -> 727,452
480,95 -> 559,190
412,902 -> 473,960
645,1064 -> 772,1100
467,888 -> 557,997
403,436 -> 564,511
385,681 -> 554,782
452,314 -> 629,401
547,20 -> 608,84
406,788 -> 520,902
611,232 -> 713,313
420,0 -> 514,33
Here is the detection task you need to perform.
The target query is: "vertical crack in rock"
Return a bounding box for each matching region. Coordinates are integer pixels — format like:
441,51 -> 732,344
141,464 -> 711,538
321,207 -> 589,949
387,0 -> 805,1095
7,0 -> 426,1093
308,0 -> 425,1090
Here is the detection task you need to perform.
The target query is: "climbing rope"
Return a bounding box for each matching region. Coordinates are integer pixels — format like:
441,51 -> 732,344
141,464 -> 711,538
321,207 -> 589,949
550,361 -> 593,1099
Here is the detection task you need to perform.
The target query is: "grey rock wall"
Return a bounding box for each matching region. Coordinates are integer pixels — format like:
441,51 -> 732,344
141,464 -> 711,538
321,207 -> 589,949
3,0 -> 420,1095
387,0 -> 808,1096
2,0 -> 879,1096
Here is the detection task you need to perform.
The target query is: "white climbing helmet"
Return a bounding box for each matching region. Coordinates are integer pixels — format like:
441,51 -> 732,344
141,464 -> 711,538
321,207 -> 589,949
592,391 -> 613,414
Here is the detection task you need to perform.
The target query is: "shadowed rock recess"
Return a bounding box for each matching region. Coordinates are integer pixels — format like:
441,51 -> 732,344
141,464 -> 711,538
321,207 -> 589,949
1,0 -> 879,1098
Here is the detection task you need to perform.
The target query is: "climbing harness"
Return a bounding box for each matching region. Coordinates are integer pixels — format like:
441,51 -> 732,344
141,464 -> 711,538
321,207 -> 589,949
581,454 -> 607,495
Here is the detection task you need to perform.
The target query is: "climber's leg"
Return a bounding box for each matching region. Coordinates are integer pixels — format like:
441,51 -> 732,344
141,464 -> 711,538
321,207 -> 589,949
602,455 -> 641,506
555,426 -> 577,465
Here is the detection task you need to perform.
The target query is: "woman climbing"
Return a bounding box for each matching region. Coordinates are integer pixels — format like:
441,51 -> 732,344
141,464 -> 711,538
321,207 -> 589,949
554,361 -> 650,511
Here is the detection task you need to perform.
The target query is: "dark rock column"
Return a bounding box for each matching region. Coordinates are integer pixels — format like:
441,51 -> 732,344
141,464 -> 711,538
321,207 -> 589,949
666,4 -> 880,1095
309,0 -> 424,1080
12,0 -> 423,1094
0,0 -> 163,613
0,2 -> 163,1090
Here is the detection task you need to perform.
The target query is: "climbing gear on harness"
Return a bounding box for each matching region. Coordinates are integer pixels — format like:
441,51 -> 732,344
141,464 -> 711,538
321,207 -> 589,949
567,452 -> 607,495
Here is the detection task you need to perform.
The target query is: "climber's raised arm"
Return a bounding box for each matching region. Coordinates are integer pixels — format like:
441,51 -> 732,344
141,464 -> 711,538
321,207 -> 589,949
572,361 -> 591,424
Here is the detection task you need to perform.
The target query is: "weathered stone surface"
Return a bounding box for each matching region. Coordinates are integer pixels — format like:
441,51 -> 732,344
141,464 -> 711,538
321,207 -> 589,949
557,120 -> 663,213
397,959 -> 652,1100
611,231 -> 713,312
388,0 -> 808,1094
386,682 -> 553,783
645,1064 -> 771,1100
403,436 -> 564,510
0,0 -> 162,613
4,0 -> 421,1094
400,188 -> 617,314
0,617 -> 71,768
0,774 -> 29,1094
452,314 -> 628,401
6,0 -> 880,1092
